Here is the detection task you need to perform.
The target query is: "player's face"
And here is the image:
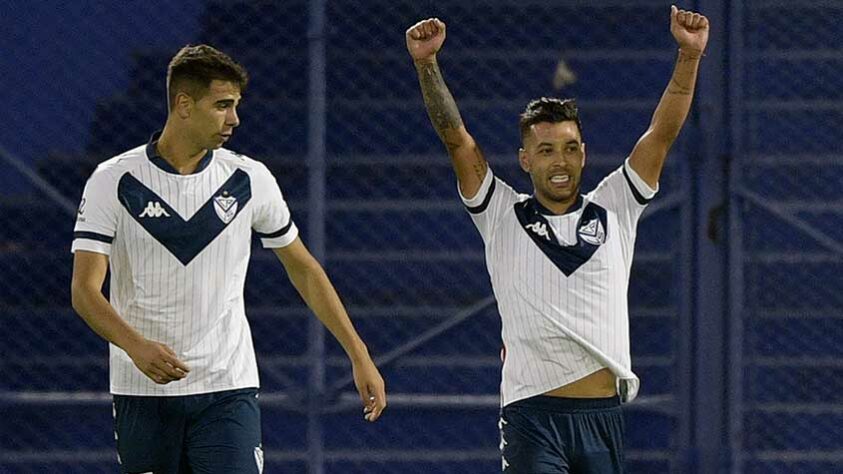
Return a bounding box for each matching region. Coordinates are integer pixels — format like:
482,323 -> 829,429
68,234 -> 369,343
189,80 -> 241,149
519,121 -> 586,207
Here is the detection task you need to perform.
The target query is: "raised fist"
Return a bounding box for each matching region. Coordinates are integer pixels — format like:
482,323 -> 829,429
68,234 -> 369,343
670,5 -> 710,53
406,18 -> 447,62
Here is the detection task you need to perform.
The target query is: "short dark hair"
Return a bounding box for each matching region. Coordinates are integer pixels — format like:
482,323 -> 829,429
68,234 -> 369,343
167,44 -> 249,108
519,97 -> 583,142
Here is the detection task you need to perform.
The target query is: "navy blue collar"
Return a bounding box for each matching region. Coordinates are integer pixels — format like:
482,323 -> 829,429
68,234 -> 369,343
534,195 -> 584,216
146,131 -> 214,175
514,197 -> 608,276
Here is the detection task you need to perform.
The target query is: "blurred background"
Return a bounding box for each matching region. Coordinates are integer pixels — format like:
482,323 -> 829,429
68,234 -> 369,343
1,0 -> 842,473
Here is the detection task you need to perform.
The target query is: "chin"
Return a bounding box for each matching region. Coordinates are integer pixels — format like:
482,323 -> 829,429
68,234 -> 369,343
548,188 -> 580,203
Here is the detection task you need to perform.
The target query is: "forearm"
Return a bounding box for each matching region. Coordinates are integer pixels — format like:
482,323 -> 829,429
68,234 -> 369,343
414,58 -> 466,148
288,264 -> 369,362
71,286 -> 144,352
648,48 -> 702,142
414,57 -> 487,196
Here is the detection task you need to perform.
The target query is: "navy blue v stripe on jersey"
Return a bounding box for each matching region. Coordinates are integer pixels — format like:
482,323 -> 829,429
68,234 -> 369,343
118,169 -> 252,265
514,198 -> 608,276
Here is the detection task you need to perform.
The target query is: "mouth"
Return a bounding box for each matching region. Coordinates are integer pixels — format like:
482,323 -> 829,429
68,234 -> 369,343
548,173 -> 571,188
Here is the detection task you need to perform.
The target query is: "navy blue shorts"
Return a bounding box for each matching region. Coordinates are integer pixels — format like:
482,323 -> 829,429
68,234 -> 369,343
500,395 -> 625,474
113,388 -> 263,474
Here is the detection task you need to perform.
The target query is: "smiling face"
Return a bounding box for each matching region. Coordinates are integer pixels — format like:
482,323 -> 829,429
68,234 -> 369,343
519,120 -> 586,212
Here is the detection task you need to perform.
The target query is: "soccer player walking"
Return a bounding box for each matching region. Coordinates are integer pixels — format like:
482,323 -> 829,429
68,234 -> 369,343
407,6 -> 708,473
70,45 -> 386,473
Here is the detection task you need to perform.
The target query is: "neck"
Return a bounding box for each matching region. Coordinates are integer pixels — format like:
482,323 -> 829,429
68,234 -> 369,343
156,122 -> 207,175
535,192 -> 579,215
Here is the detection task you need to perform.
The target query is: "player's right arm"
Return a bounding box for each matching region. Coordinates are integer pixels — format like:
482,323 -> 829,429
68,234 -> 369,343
407,18 -> 488,199
70,251 -> 190,385
71,165 -> 189,385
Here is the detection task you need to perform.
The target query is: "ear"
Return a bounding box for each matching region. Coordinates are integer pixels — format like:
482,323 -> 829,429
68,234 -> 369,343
581,142 -> 587,168
174,92 -> 193,119
518,148 -> 530,173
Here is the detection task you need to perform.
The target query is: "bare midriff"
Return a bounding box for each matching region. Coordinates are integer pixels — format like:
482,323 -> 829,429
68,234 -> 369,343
543,368 -> 617,398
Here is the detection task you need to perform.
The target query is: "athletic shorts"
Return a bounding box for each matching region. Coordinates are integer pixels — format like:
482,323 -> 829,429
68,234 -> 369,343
113,387 -> 263,474
500,395 -> 624,474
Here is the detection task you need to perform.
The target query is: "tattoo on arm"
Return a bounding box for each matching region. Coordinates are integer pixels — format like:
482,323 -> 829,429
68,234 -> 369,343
666,52 -> 700,96
667,76 -> 693,95
471,147 -> 488,181
416,61 -> 464,147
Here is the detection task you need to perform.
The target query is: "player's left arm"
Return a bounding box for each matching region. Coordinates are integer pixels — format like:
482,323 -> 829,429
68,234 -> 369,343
628,6 -> 710,187
273,238 -> 386,422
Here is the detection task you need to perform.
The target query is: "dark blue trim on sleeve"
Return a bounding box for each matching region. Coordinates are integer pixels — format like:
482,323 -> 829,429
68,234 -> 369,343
622,164 -> 653,205
256,220 -> 294,239
465,179 -> 497,214
73,231 -> 114,244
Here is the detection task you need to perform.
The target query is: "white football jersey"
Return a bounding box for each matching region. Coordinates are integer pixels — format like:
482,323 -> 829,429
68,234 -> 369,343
72,135 -> 298,396
461,158 -> 657,406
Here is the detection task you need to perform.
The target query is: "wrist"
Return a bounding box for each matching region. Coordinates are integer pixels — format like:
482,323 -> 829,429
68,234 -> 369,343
347,342 -> 371,364
413,56 -> 438,67
678,47 -> 705,60
117,331 -> 146,355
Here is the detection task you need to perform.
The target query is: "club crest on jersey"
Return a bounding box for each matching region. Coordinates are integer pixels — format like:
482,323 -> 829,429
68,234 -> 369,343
578,217 -> 606,245
139,201 -> 170,218
213,191 -> 238,224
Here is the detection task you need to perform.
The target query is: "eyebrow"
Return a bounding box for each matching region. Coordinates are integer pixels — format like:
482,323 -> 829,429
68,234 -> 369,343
536,139 -> 580,147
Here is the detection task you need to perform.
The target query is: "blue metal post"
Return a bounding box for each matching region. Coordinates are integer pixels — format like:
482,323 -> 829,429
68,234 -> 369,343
726,0 -> 747,471
674,126 -> 695,473
689,0 -> 730,472
306,1 -> 327,473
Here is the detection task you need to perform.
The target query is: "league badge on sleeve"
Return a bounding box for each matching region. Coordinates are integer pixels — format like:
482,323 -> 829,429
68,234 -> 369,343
213,191 -> 238,224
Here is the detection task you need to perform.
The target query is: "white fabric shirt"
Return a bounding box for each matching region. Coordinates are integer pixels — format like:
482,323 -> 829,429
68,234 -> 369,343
72,138 -> 298,396
461,158 -> 657,406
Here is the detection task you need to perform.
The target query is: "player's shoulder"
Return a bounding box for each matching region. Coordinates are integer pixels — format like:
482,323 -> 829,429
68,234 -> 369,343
490,174 -> 531,205
215,148 -> 273,175
87,144 -> 148,185
584,162 -> 627,196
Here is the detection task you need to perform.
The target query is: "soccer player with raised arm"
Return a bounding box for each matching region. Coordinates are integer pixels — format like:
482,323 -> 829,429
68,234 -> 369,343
407,6 -> 708,473
70,45 -> 386,473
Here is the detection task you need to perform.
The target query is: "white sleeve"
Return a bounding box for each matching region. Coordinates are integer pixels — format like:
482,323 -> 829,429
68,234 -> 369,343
458,168 -> 520,242
589,157 -> 658,232
72,167 -> 119,255
251,164 -> 299,248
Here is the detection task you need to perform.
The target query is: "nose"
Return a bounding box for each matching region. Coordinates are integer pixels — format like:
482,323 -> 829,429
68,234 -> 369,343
549,152 -> 567,166
226,107 -> 240,128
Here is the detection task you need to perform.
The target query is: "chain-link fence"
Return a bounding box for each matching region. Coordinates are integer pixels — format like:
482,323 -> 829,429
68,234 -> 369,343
732,1 -> 843,473
7,0 -> 840,473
